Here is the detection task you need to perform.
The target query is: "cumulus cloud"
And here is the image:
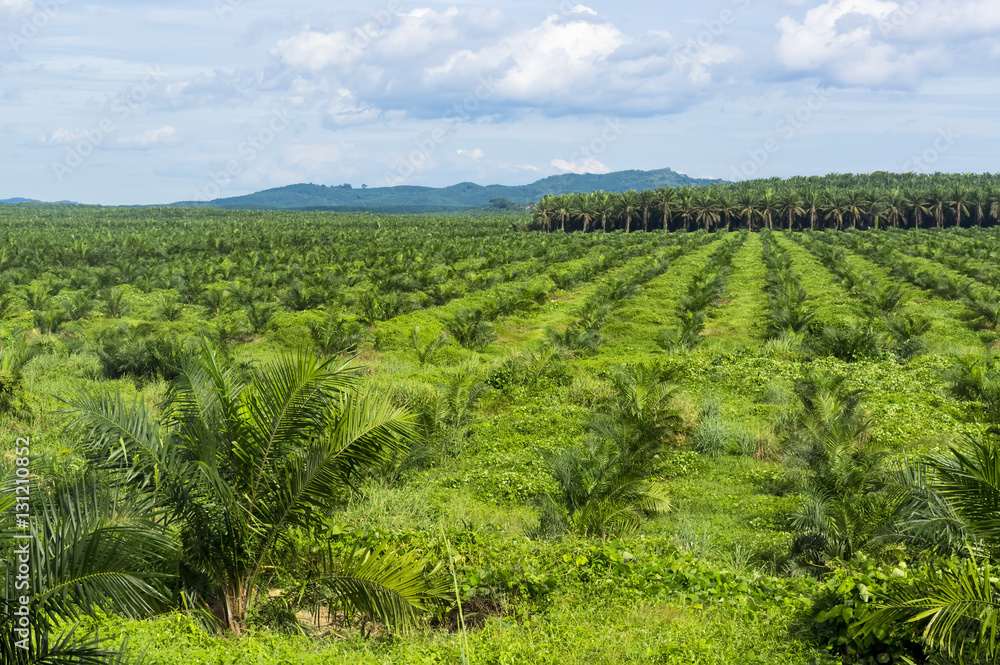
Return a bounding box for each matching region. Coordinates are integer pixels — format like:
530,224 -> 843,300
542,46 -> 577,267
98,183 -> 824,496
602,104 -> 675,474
38,128 -> 89,145
271,5 -> 740,118
551,157 -> 610,174
776,0 -> 1000,86
118,126 -> 177,146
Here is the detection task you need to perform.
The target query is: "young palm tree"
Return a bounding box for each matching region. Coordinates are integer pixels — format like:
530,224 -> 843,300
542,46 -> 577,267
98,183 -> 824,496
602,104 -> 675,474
537,365 -> 682,539
1,476 -> 176,663
62,344 -> 446,634
857,437 -> 1000,662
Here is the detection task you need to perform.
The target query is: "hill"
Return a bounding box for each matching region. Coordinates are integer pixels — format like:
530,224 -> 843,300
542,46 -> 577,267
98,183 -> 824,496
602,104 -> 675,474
170,168 -> 724,212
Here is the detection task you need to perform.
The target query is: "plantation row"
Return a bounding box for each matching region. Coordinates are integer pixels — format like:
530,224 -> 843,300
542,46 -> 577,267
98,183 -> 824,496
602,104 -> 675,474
531,173 -> 1000,233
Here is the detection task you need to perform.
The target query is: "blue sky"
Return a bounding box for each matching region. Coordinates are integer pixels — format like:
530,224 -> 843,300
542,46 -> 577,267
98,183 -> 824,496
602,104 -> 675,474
1,0 -> 998,204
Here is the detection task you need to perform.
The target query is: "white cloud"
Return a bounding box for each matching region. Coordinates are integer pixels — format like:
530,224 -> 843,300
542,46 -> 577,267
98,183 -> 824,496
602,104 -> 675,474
270,7 -> 738,117
0,0 -> 32,19
118,126 -> 177,146
457,148 -> 485,161
776,0 -> 1000,86
39,128 -> 89,145
551,157 -> 610,174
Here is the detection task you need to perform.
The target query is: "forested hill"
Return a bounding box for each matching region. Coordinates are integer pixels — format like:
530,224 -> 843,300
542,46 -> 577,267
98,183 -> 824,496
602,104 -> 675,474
170,168 -> 725,212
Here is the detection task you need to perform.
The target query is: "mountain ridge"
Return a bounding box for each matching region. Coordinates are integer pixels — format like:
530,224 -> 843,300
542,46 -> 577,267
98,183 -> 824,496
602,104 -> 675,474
170,168 -> 726,212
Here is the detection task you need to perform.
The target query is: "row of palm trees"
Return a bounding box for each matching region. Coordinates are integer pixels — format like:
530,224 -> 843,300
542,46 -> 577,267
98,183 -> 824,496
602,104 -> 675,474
532,183 -> 1000,233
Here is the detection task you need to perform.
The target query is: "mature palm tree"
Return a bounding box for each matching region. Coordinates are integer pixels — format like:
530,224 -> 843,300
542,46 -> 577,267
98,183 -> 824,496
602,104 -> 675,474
594,192 -> 615,233
823,188 -> 846,231
968,187 -> 989,227
717,190 -> 737,231
554,197 -> 572,232
533,195 -> 554,232
991,189 -> 1000,226
693,189 -> 720,232
843,188 -> 866,229
777,189 -> 805,231
759,188 -> 777,230
802,187 -> 822,230
618,189 -> 641,233
736,189 -> 759,231
951,185 -> 970,228
678,188 -> 696,232
571,193 -> 597,233
903,189 -> 930,229
638,189 -> 655,232
883,189 -> 905,229
62,345 -> 446,634
862,187 -> 884,229
653,187 -> 679,232
928,186 -> 948,228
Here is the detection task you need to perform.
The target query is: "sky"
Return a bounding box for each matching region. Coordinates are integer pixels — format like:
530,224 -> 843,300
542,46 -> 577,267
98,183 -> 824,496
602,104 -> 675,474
1,0 -> 998,205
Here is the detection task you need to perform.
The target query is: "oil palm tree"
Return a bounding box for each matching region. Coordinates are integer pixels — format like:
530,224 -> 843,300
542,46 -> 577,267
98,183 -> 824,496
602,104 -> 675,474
678,188 -> 696,232
537,365 -> 682,539
803,187 -> 822,230
594,192 -> 615,233
1,475 -> 176,664
618,190 -> 641,233
904,189 -> 930,229
759,188 -> 777,231
736,189 -> 759,231
571,193 -> 596,233
951,185 -> 970,228
654,187 -> 679,232
823,188 -> 846,231
638,189 -> 655,232
883,189 -> 905,229
857,437 -> 1000,663
62,344 -> 446,635
693,189 -> 720,232
777,189 -> 805,231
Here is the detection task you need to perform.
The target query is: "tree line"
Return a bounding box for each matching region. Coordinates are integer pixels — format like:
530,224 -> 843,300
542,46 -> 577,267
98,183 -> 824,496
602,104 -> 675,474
531,173 -> 1000,233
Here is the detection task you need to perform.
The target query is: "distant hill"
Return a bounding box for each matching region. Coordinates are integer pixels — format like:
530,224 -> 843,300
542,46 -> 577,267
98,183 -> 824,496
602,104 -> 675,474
1,198 -> 77,204
171,169 -> 725,212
